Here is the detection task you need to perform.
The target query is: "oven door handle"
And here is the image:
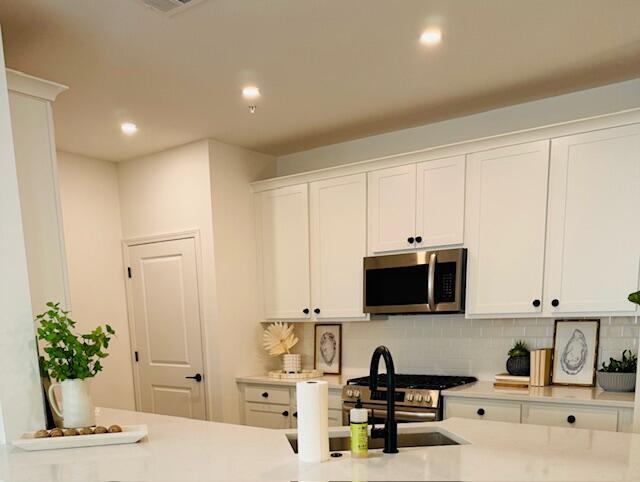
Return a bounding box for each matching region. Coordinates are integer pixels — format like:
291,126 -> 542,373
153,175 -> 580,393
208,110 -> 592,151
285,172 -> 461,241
427,252 -> 437,311
369,408 -> 437,421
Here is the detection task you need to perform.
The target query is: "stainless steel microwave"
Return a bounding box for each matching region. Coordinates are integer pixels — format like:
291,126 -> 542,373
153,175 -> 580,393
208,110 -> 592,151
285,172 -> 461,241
363,248 -> 466,314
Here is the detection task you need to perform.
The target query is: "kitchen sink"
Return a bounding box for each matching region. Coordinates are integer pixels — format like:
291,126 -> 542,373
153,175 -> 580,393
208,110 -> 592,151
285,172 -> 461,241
287,429 -> 461,453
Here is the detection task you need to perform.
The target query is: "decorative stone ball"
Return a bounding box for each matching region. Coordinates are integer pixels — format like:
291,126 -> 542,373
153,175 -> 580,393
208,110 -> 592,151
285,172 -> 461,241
49,428 -> 64,437
34,429 -> 50,438
78,427 -> 94,435
108,424 -> 123,433
94,426 -> 108,434
62,428 -> 79,436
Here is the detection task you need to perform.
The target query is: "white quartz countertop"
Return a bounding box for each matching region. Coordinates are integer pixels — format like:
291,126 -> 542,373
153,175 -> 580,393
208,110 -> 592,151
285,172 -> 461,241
443,381 -> 636,408
236,373 -> 348,389
3,407 -> 640,481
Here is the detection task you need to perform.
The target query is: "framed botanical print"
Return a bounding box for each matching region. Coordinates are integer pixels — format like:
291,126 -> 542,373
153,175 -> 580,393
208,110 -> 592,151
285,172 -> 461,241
314,324 -> 342,374
552,319 -> 600,386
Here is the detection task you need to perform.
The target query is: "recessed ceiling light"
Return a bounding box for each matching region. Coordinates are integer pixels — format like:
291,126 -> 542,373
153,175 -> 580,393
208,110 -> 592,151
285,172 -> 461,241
420,28 -> 442,46
242,86 -> 261,99
121,122 -> 138,135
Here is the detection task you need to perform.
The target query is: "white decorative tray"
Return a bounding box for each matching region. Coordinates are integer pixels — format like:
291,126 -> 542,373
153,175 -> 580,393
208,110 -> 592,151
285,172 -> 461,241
13,424 -> 148,451
268,369 -> 323,380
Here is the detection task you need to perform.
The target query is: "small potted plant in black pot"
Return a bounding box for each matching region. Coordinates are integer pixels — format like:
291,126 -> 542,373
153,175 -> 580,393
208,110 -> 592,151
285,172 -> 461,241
506,340 -> 530,376
597,350 -> 637,392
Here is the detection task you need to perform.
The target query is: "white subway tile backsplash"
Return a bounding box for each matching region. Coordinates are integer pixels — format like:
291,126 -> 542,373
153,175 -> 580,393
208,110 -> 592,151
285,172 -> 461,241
293,315 -> 639,380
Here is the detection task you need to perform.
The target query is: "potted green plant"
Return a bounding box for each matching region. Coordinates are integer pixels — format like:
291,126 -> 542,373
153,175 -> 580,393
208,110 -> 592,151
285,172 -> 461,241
37,302 -> 115,428
597,350 -> 637,392
506,340 -> 530,376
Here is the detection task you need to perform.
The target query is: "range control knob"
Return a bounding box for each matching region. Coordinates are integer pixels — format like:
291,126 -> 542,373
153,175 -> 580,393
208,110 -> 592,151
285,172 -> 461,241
424,394 -> 432,404
354,390 -> 361,398
415,394 -> 423,402
346,389 -> 353,398
406,392 -> 414,402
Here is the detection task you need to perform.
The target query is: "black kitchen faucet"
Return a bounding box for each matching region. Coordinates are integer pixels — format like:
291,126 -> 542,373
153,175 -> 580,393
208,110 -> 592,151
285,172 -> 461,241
369,345 -> 398,454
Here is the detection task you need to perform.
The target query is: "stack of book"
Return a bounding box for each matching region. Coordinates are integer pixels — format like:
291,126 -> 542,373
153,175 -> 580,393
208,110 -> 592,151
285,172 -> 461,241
530,348 -> 553,386
493,373 -> 529,389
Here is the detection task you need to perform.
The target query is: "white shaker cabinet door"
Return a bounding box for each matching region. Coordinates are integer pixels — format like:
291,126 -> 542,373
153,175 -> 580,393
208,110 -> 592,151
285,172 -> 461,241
368,164 -> 417,253
415,156 -> 465,248
255,184 -> 311,319
310,174 -> 367,319
544,124 -> 640,315
465,140 -> 550,316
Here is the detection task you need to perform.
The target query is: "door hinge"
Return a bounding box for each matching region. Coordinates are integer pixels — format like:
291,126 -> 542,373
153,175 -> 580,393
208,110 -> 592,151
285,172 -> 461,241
134,351 -> 139,362
127,267 -> 132,278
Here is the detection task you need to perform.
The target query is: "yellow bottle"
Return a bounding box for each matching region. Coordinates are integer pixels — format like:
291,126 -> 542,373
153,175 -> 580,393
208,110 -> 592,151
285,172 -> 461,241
350,399 -> 368,458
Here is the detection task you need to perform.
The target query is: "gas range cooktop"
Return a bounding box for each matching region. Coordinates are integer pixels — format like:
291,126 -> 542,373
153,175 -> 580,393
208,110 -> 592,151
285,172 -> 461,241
347,374 -> 477,390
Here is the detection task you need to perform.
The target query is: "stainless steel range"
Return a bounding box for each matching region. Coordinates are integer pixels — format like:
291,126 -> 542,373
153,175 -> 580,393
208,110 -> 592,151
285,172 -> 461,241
341,374 -> 476,425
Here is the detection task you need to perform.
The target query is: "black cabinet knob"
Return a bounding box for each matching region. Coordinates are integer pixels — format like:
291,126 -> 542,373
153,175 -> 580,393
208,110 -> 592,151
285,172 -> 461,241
415,236 -> 423,243
407,237 -> 415,244
551,299 -> 560,307
314,308 -> 320,314
185,373 -> 203,382
477,408 -> 485,416
303,308 -> 310,314
293,412 -> 298,418
567,415 -> 576,424
261,392 -> 269,398
532,299 -> 541,307
282,411 -> 289,417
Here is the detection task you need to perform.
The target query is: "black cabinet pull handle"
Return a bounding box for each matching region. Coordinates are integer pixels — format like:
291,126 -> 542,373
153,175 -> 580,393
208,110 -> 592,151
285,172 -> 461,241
567,415 -> 576,424
282,411 -> 289,417
532,299 -> 541,307
415,236 -> 422,243
407,237 -> 415,244
261,392 -> 269,398
552,299 -> 560,307
314,308 -> 320,314
293,412 -> 298,418
303,308 -> 310,314
477,408 -> 485,416
185,373 -> 203,382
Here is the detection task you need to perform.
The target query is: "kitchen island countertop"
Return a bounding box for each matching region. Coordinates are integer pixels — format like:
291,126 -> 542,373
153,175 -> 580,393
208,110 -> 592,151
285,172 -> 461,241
2,406 -> 640,481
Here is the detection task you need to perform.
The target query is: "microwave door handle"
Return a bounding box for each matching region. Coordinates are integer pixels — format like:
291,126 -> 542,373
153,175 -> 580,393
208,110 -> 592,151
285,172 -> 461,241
427,252 -> 437,311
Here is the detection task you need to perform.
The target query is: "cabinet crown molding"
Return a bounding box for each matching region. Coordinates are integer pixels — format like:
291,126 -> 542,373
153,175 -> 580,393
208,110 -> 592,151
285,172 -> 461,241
6,69 -> 68,101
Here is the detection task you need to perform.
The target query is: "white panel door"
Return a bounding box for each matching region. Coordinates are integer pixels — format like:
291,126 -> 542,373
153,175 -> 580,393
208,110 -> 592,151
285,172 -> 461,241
465,141 -> 550,316
544,124 -> 640,314
310,174 -> 367,319
415,156 -> 465,248
256,184 -> 310,319
128,237 -> 206,419
368,164 -> 417,253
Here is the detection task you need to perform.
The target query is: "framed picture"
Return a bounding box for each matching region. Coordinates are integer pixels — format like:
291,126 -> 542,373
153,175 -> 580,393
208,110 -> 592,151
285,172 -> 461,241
552,319 -> 600,386
314,324 -> 342,374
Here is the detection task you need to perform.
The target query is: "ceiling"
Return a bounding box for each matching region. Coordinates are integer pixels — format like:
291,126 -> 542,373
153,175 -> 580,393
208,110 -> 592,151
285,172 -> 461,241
1,0 -> 639,162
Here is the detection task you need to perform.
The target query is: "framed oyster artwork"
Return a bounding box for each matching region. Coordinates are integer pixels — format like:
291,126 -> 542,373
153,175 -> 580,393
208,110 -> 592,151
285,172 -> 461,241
314,324 -> 342,374
552,319 -> 600,386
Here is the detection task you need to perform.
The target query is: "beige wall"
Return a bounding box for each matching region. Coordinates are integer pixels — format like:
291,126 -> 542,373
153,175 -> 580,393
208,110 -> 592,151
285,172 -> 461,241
277,78 -> 640,175
0,28 -> 45,442
116,139 -> 222,419
208,140 -> 276,422
57,151 -> 135,410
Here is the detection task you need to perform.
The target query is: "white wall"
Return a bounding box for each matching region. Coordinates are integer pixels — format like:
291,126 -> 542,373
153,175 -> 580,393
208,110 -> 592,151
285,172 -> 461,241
0,28 -> 45,443
297,316 -> 640,381
277,78 -> 640,175
208,140 -> 276,423
57,151 -> 135,410
117,139 -> 223,420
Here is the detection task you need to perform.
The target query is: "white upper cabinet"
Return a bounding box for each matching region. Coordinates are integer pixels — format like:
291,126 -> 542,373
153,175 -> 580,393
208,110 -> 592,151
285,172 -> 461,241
544,124 -> 640,315
310,174 -> 367,319
368,164 -> 417,253
255,184 -> 310,319
368,157 -> 465,254
465,141 -> 550,316
415,156 -> 465,247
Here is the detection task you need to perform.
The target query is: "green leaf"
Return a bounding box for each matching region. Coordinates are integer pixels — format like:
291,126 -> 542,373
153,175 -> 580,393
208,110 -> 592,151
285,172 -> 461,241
629,291 -> 640,306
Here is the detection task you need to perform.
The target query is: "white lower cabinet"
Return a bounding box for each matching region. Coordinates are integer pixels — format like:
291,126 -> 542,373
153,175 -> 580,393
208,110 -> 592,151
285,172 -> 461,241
444,396 -> 633,432
444,397 -> 522,423
239,382 -> 343,429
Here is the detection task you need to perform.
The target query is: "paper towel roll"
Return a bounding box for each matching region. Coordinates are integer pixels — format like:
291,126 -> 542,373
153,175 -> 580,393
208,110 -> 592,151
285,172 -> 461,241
296,380 -> 329,463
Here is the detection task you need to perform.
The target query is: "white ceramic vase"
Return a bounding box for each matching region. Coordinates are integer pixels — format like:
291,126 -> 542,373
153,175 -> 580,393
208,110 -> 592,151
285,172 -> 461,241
48,378 -> 96,428
282,354 -> 302,373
